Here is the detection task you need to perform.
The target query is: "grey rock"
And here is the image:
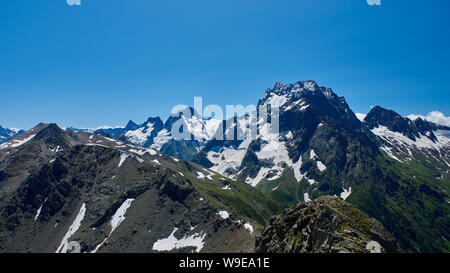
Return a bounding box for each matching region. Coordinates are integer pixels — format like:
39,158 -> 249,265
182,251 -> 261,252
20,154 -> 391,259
256,196 -> 397,253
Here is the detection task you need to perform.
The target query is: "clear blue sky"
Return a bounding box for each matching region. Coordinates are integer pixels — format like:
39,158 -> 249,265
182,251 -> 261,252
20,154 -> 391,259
1,0 -> 449,129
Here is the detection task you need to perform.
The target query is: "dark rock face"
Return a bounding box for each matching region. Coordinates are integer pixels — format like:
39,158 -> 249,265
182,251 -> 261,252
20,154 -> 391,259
256,196 -> 397,253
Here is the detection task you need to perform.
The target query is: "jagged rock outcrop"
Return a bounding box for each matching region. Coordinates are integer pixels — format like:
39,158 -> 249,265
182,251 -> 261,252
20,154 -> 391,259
256,196 -> 397,253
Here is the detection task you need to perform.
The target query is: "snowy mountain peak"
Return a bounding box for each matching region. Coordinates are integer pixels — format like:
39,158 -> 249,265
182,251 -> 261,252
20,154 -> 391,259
0,125 -> 25,144
145,117 -> 164,125
364,106 -> 440,142
265,80 -> 319,98
124,120 -> 140,131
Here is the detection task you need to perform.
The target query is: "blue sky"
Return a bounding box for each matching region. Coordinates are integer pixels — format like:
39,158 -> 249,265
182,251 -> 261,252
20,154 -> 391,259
1,0 -> 449,129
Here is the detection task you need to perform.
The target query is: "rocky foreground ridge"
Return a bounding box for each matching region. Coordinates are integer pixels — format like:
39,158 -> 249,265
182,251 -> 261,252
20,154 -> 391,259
256,196 -> 397,253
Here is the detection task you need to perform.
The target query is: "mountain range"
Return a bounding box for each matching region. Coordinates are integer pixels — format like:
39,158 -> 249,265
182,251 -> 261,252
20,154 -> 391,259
0,123 -> 280,253
1,80 -> 449,253
0,126 -> 25,144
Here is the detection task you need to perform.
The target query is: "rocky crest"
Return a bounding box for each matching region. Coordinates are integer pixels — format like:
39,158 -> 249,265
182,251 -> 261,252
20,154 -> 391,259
256,196 -> 397,253
0,126 -> 25,144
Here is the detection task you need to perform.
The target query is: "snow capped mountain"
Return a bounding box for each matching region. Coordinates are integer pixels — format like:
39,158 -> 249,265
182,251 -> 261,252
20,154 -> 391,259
363,106 -> 450,165
355,113 -> 367,122
0,125 -> 25,144
67,81 -> 366,169
162,107 -> 221,143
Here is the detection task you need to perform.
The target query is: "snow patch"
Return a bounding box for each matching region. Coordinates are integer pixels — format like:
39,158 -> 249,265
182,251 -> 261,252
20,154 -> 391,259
380,146 -> 403,163
150,129 -> 171,150
0,134 -> 36,149
130,148 -> 157,156
407,111 -> 450,127
207,140 -> 250,176
91,199 -> 134,253
372,125 -> 447,150
300,104 -> 310,111
285,131 -> 293,139
181,115 -> 221,143
307,178 -> 316,185
136,157 -> 144,163
56,203 -> 86,253
110,199 -> 134,235
49,146 -> 61,153
266,93 -> 289,108
152,159 -> 160,164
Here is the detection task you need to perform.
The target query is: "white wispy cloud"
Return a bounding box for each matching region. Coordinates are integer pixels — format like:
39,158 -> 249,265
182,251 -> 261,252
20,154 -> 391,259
407,111 -> 450,127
